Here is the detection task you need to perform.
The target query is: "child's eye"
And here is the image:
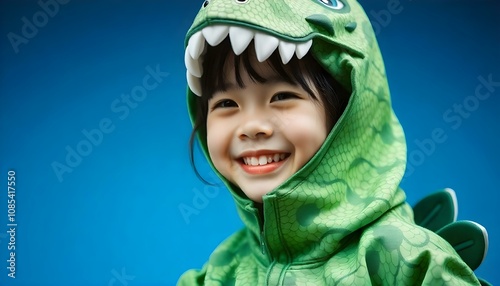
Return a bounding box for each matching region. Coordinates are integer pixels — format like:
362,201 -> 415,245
212,99 -> 238,110
271,92 -> 299,102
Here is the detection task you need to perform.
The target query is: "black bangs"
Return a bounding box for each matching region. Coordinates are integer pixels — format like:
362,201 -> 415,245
200,38 -> 319,102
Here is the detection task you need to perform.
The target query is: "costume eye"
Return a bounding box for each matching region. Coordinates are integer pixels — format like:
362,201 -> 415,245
212,99 -> 238,110
271,92 -> 298,102
234,0 -> 249,3
202,0 -> 210,8
316,0 -> 344,9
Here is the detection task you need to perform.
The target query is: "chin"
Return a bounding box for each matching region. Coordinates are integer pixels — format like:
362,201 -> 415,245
242,184 -> 280,203
242,190 -> 265,203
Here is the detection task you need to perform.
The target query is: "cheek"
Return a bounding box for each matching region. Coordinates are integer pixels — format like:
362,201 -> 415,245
284,107 -> 328,151
206,117 -> 231,168
206,119 -> 222,156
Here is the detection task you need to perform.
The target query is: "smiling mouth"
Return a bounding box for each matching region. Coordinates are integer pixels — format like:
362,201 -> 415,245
239,153 -> 290,175
241,153 -> 290,166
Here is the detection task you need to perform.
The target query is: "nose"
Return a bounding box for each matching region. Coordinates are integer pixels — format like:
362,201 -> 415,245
238,116 -> 274,140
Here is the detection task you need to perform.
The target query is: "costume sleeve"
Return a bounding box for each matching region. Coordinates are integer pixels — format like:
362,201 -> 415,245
388,245 -> 481,285
363,221 -> 481,285
418,252 -> 481,285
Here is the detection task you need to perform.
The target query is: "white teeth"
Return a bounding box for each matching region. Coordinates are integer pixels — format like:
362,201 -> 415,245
273,154 -> 280,162
295,40 -> 313,59
254,32 -> 280,62
202,25 -> 229,46
278,40 -> 296,65
258,156 -> 267,165
185,49 -> 202,78
229,26 -> 254,56
186,71 -> 202,96
185,24 -> 314,97
188,31 -> 206,60
242,154 -> 288,166
250,157 -> 258,166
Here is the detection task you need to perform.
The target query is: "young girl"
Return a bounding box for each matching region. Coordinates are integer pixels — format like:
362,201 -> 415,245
179,0 -> 481,284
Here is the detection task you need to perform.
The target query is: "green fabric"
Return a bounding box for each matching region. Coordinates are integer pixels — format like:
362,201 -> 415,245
179,0 -> 480,285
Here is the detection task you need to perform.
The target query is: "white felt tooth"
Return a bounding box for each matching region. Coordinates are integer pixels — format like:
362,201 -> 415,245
202,25 -> 229,46
295,40 -> 313,59
254,32 -> 280,62
186,71 -> 202,96
184,49 -> 202,78
188,31 -> 206,60
229,26 -> 254,55
278,40 -> 296,64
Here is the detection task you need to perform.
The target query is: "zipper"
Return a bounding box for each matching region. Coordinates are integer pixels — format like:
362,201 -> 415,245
256,202 -> 288,285
260,228 -> 272,259
254,203 -> 284,285
255,205 -> 271,260
260,230 -> 267,255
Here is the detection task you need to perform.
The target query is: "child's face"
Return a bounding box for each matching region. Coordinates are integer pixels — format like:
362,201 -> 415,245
206,54 -> 328,203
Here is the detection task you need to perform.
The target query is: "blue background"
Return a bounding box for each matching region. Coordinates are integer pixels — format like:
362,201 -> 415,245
1,0 -> 498,285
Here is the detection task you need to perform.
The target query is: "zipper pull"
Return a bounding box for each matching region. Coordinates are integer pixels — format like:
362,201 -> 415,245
260,231 -> 266,255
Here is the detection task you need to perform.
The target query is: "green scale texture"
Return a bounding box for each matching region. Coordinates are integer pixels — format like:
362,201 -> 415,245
179,0 -> 481,285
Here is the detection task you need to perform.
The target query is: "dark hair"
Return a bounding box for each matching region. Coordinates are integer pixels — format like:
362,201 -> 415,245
189,38 -> 350,183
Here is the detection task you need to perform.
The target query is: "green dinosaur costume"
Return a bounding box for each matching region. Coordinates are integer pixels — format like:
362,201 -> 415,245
180,0 -> 481,284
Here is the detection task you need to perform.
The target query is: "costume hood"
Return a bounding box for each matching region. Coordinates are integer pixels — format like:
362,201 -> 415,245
185,0 -> 407,261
